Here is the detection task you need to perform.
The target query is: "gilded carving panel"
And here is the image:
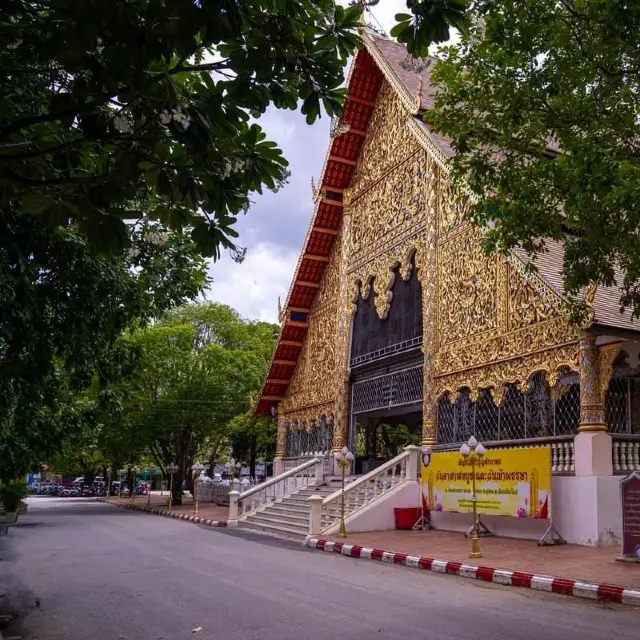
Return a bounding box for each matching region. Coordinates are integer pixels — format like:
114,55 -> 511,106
438,226 -> 499,345
347,150 -> 427,275
435,316 -> 580,376
350,82 -> 419,196
507,263 -> 558,330
283,244 -> 341,414
438,178 -> 466,234
434,343 -> 580,401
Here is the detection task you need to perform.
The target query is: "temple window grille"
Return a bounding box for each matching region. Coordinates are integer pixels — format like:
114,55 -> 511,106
351,365 -> 423,414
437,373 -> 580,444
606,376 -> 640,434
285,418 -> 334,458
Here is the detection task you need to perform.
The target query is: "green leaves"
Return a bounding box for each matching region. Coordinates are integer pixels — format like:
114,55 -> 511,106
392,1 -> 471,57
1,0 -> 363,261
0,208 -> 208,481
428,0 -> 640,317
191,217 -> 238,260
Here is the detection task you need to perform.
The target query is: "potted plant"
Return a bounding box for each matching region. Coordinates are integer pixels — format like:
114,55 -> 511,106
0,483 -> 29,524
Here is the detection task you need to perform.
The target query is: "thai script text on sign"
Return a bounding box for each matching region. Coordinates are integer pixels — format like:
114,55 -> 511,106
421,447 -> 552,519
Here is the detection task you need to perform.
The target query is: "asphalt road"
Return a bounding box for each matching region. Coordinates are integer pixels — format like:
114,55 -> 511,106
1,499 -> 638,640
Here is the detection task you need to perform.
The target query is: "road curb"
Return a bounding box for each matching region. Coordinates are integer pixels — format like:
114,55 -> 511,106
306,538 -> 640,607
98,498 -> 227,528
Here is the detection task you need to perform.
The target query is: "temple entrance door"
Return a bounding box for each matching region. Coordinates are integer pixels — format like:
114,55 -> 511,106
347,255 -> 424,474
351,407 -> 421,475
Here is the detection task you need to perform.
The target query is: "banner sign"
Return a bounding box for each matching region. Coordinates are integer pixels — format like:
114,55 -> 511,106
421,447 -> 552,519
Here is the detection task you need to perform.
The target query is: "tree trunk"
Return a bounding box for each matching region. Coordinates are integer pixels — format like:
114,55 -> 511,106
172,468 -> 184,505
127,468 -> 134,495
249,435 -> 257,480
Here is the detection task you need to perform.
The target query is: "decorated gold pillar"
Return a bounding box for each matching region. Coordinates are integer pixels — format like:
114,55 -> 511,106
274,405 -> 286,476
332,201 -> 353,453
418,157 -> 439,447
333,372 -> 349,452
578,335 -> 606,432
422,360 -> 437,446
575,336 -> 621,477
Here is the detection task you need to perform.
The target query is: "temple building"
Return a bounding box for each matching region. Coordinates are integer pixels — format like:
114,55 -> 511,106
250,31 -> 640,546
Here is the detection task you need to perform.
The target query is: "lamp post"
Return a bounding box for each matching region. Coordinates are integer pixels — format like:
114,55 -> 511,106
333,446 -> 354,538
166,462 -> 178,510
191,462 -> 208,515
130,466 -> 139,504
459,436 -> 486,559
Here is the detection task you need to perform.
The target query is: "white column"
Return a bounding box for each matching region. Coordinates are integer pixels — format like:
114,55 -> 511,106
228,490 -> 240,527
308,494 -> 324,536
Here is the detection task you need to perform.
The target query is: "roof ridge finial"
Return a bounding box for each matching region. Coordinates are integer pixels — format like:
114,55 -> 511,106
311,176 -> 324,203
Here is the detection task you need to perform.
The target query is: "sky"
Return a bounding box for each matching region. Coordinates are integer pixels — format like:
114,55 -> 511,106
205,2 -> 409,324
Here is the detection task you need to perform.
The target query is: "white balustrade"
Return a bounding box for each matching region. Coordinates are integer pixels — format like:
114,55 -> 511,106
319,447 -> 416,534
235,457 -> 323,520
613,438 -> 640,474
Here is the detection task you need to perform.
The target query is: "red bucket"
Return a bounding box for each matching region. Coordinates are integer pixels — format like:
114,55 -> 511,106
394,507 -> 420,530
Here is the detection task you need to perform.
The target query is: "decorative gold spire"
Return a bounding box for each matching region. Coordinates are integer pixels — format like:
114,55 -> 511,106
414,74 -> 423,112
311,176 -> 324,203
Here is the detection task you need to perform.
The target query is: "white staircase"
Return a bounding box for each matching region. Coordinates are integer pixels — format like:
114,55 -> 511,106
238,479 -> 345,540
229,447 -> 419,542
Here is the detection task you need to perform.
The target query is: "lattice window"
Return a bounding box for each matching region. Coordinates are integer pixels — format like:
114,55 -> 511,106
351,365 -> 423,414
284,420 -> 334,458
606,377 -> 640,434
437,375 -> 579,444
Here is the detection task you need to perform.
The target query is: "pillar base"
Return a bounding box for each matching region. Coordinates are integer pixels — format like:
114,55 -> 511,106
574,431 -> 613,477
579,422 -> 607,433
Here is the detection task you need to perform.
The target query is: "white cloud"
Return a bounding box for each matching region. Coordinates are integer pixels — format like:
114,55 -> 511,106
206,243 -> 298,324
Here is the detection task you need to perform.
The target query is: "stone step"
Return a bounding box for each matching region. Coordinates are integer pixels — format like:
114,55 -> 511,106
238,519 -> 307,541
248,512 -> 309,529
278,498 -> 311,508
268,504 -> 310,517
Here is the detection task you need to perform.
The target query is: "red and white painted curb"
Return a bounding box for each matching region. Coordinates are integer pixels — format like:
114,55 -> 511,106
98,498 -> 226,528
307,538 -> 640,607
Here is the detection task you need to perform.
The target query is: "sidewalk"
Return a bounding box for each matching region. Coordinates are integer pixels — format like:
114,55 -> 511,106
104,493 -> 228,523
337,530 -> 640,590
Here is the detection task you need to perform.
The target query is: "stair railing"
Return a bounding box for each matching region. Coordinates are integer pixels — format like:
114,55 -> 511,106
228,457 -> 323,525
317,446 -> 418,534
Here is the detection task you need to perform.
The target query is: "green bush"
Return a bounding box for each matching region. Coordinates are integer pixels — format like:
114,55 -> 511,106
0,482 -> 29,513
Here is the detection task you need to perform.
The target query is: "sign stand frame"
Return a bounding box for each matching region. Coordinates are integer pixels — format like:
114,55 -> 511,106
464,516 -> 493,538
413,448 -> 433,531
537,456 -> 565,546
538,520 -> 565,546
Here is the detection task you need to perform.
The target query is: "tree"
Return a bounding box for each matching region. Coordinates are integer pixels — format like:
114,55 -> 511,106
391,0 -> 470,57
0,215 -> 208,482
110,303 -> 277,504
1,0 -> 363,258
229,412 -> 276,480
427,1 -> 640,318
